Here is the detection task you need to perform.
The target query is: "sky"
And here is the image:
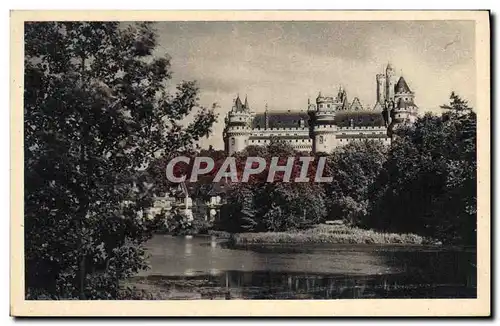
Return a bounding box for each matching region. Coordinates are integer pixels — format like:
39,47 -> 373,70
152,21 -> 476,149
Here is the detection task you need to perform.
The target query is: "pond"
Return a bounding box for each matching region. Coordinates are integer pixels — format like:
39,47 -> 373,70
129,234 -> 477,299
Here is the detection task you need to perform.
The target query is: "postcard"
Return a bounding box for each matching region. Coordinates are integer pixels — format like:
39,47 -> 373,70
10,10 -> 490,317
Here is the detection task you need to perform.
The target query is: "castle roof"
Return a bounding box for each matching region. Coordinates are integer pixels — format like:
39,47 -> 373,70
251,109 -> 385,129
335,111 -> 385,127
244,96 -> 249,109
235,95 -> 244,110
373,101 -> 383,111
252,110 -> 309,129
395,76 -> 412,94
349,97 -> 364,111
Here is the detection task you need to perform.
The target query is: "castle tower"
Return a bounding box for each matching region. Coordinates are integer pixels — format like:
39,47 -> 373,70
376,73 -> 386,103
264,103 -> 269,129
223,95 -> 253,155
387,76 -> 418,136
385,63 -> 396,101
309,91 -> 338,153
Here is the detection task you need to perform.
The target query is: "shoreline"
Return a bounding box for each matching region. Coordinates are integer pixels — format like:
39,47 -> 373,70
209,224 -> 440,246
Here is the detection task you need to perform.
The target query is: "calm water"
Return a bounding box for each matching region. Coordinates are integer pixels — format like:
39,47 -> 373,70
131,235 -> 476,299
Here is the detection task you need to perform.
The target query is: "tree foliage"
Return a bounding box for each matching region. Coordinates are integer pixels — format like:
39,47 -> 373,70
217,139 -> 327,232
218,93 -> 476,246
368,94 -> 476,244
325,140 -> 388,225
24,22 -> 216,299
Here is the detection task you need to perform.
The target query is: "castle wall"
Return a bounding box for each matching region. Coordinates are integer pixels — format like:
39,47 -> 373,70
227,133 -> 249,155
228,124 -> 391,154
223,64 -> 413,155
376,74 -> 386,103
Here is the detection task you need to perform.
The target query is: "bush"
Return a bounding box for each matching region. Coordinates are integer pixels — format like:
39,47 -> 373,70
165,210 -> 212,236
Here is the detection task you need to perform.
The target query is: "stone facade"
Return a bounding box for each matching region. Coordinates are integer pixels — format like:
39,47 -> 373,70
223,63 -> 419,155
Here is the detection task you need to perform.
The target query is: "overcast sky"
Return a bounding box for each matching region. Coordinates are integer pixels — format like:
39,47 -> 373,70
153,21 -> 476,149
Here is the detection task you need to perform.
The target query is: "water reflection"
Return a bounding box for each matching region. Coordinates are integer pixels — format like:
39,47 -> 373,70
136,235 -> 476,299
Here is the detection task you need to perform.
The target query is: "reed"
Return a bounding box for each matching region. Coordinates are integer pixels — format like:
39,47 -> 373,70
232,224 -> 431,245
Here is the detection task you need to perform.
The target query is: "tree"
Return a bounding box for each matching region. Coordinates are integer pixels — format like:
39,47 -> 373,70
217,139 -> 326,232
324,140 -> 388,226
368,93 -> 476,244
440,91 -> 473,113
24,22 -> 216,299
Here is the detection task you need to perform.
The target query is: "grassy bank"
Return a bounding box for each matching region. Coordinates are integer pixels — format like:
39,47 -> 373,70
231,224 -> 435,245
207,229 -> 232,239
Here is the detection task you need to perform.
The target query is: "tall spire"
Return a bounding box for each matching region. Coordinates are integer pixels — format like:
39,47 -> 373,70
264,103 -> 269,129
244,95 -> 249,109
386,62 -> 394,75
235,94 -> 243,110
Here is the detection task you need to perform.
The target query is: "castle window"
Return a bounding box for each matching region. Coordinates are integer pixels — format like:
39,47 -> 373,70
231,138 -> 235,146
319,136 -> 324,144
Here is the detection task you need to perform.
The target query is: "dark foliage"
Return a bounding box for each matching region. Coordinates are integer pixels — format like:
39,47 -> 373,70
24,22 -> 216,299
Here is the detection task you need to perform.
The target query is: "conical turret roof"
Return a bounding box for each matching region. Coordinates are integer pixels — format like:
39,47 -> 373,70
395,76 -> 412,94
244,95 -> 249,109
235,95 -> 243,110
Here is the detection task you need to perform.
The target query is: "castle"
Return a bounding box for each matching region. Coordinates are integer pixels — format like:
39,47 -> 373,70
223,63 -> 419,155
